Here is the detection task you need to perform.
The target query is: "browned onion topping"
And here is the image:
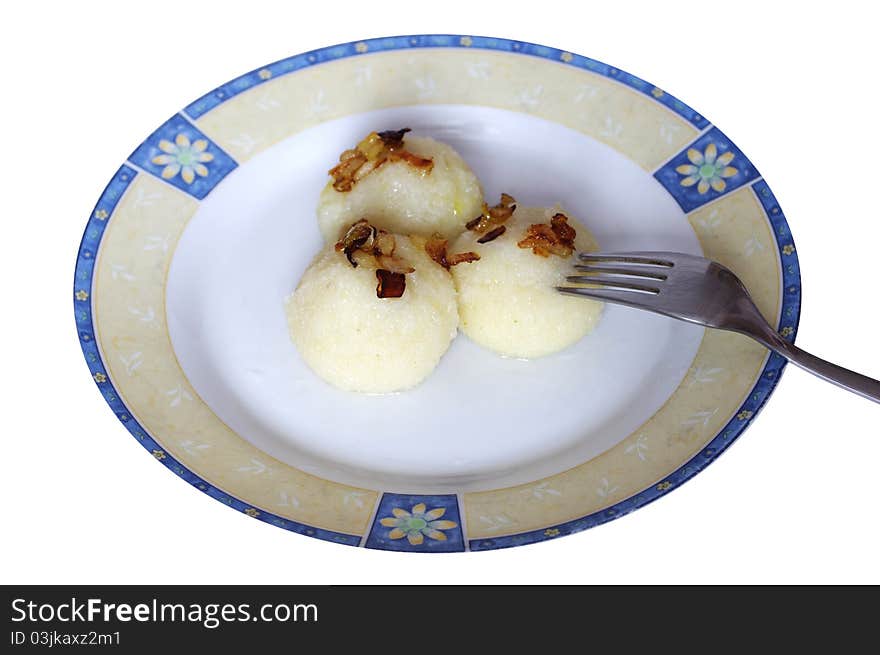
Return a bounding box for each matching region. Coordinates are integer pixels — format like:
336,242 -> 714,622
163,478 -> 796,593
376,128 -> 410,147
464,215 -> 482,231
328,128 -> 434,192
376,269 -> 406,298
477,225 -> 506,244
517,212 -> 577,258
466,193 -> 516,235
374,231 -> 396,256
425,234 -> 480,270
550,212 -> 576,244
335,219 -> 415,296
335,219 -> 375,266
375,252 -> 415,275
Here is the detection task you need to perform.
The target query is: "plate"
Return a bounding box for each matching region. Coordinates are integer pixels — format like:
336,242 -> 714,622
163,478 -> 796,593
74,35 -> 801,552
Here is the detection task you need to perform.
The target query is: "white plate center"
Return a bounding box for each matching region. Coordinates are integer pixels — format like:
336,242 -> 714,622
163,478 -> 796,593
166,105 -> 704,493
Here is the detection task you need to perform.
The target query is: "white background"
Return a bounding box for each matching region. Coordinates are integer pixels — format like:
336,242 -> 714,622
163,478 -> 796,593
2,0 -> 878,584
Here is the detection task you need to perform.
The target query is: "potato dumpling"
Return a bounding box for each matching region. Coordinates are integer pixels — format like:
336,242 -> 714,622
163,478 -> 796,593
285,234 -> 459,393
451,205 -> 603,359
317,133 -> 484,242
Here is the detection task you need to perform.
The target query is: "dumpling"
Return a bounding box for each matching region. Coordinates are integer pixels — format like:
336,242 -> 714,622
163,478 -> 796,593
285,221 -> 459,393
317,129 -> 483,242
450,198 -> 603,359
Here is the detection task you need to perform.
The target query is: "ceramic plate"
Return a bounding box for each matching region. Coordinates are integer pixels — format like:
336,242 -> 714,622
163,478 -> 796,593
74,35 -> 801,551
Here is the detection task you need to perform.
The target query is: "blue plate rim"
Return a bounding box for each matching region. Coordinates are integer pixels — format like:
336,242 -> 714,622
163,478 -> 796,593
73,34 -> 802,552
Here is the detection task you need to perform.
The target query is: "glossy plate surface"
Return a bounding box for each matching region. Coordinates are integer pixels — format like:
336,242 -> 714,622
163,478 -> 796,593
74,35 -> 800,551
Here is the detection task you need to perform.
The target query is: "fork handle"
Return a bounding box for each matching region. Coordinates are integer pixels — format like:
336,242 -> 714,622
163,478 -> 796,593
750,330 -> 880,403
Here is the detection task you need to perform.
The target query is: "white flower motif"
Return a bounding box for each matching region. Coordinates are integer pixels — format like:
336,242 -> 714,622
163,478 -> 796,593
151,134 -> 214,184
688,365 -> 724,386
517,85 -> 543,109
744,235 -> 766,257
573,84 -> 599,103
600,116 -> 623,140
624,434 -> 649,461
342,491 -> 366,508
353,65 -> 372,86
479,514 -> 514,532
695,208 -> 722,231
110,264 -> 135,281
143,234 -> 170,253
596,477 -> 619,499
128,305 -> 156,325
133,187 -> 163,208
414,76 -> 436,99
237,458 -> 269,475
255,93 -> 281,112
119,351 -> 143,376
227,133 -> 261,156
277,490 -> 301,508
307,89 -> 328,116
676,143 -> 737,194
165,383 -> 193,407
659,121 -> 682,145
682,408 -> 719,428
179,439 -> 211,457
466,61 -> 490,79
524,482 -> 562,500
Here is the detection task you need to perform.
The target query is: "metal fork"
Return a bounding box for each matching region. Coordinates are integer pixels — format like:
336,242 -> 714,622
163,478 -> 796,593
558,251 -> 880,403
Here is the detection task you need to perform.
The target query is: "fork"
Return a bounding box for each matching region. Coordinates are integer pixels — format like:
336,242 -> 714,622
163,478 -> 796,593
558,251 -> 880,403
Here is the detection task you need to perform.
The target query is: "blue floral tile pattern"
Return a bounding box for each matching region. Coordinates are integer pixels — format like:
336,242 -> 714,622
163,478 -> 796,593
127,114 -> 237,200
654,127 -> 760,212
366,494 -> 464,552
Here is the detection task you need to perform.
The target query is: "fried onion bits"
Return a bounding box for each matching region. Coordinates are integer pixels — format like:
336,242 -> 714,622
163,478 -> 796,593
285,221 -> 459,393
317,129 -> 484,243
450,203 -> 603,359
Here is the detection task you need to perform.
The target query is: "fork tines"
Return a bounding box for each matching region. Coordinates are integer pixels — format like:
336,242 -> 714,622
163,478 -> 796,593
577,252 -> 675,267
558,252 -> 673,302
